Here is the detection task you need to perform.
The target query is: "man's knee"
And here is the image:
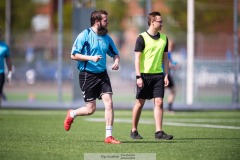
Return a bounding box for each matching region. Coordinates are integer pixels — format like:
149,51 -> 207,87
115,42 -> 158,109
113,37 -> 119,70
86,107 -> 95,115
85,103 -> 96,115
135,99 -> 145,109
154,98 -> 163,108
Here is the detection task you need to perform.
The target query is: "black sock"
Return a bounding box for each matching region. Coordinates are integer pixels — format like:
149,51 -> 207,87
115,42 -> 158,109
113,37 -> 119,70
168,103 -> 173,111
155,131 -> 163,134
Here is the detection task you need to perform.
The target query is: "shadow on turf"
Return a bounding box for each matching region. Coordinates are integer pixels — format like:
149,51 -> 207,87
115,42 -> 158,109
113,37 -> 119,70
77,136 -> 240,144
122,140 -> 177,144
176,138 -> 240,140
89,137 -> 240,144
90,140 -> 177,144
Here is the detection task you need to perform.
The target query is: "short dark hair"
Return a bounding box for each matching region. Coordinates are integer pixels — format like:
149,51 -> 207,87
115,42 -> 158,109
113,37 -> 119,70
90,10 -> 108,26
147,11 -> 161,26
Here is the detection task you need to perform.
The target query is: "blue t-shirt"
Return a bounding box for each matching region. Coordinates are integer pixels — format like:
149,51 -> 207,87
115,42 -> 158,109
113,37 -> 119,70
0,41 -> 10,73
162,52 -> 177,72
71,28 -> 119,73
168,52 -> 177,65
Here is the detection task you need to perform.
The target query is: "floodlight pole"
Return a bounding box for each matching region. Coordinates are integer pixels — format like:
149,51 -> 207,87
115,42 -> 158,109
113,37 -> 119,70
5,0 -> 11,45
57,0 -> 63,102
233,0 -> 239,105
145,0 -> 151,28
186,0 -> 194,105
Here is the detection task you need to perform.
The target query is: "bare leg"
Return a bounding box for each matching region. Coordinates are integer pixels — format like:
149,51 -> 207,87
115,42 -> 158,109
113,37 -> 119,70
64,101 -> 96,131
101,93 -> 121,143
168,87 -> 176,111
74,100 -> 96,116
131,99 -> 145,132
102,93 -> 114,126
153,97 -> 164,132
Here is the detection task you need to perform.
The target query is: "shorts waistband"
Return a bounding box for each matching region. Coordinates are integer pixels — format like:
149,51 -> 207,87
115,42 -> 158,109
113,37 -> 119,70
141,73 -> 164,79
80,70 -> 107,75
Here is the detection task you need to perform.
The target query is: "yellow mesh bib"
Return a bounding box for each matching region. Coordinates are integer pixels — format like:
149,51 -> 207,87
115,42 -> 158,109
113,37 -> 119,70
140,32 -> 167,73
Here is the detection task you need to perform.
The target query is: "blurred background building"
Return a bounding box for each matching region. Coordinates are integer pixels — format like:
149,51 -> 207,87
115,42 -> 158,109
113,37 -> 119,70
0,0 -> 239,109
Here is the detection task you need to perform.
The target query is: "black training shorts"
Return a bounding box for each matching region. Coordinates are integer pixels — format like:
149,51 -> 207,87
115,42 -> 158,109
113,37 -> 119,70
0,73 -> 5,96
136,73 -> 165,99
167,74 -> 175,89
79,70 -> 112,102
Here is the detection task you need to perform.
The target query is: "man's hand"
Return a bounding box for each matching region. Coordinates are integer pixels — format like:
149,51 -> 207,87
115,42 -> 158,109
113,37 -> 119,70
111,62 -> 119,70
137,78 -> 144,88
112,55 -> 120,70
92,55 -> 102,62
164,74 -> 169,87
7,71 -> 12,83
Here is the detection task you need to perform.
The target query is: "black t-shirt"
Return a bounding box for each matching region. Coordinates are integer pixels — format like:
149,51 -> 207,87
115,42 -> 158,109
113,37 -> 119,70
134,31 -> 168,52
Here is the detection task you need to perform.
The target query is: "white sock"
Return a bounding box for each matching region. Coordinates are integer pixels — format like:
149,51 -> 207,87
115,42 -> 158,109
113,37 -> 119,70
106,126 -> 112,138
70,110 -> 76,118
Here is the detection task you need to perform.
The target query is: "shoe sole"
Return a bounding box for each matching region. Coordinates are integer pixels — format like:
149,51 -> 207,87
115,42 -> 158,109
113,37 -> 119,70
105,142 -> 121,144
130,133 -> 143,139
105,137 -> 121,144
155,137 -> 173,140
105,141 -> 122,144
64,110 -> 73,131
131,137 -> 143,139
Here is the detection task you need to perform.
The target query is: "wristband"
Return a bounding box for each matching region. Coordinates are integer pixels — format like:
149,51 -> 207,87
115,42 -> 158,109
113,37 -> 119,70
136,75 -> 141,79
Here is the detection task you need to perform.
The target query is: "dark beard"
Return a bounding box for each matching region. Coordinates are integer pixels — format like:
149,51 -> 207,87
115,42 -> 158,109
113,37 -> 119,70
98,27 -> 108,36
97,23 -> 108,36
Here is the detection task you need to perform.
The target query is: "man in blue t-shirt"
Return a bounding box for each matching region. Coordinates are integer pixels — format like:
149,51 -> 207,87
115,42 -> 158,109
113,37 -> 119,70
64,10 -> 121,144
0,30 -> 12,106
166,40 -> 181,112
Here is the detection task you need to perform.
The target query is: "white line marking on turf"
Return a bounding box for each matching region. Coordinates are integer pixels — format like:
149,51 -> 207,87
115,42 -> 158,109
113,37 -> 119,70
84,118 -> 240,130
160,118 -> 240,123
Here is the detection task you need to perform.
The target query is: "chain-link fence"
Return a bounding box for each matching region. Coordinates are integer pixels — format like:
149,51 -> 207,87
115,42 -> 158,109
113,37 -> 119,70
3,31 -> 239,109
2,0 -> 239,109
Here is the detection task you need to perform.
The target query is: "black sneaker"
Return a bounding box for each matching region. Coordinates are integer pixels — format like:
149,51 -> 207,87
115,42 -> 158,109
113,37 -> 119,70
155,131 -> 173,140
130,130 -> 143,139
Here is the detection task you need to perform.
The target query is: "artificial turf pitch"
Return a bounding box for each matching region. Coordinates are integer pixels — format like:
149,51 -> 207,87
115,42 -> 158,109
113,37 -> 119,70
0,109 -> 239,160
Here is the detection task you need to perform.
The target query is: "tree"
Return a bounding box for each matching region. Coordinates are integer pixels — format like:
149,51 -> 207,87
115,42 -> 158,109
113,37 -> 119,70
52,0 -> 127,33
0,0 -> 36,32
96,0 -> 127,32
165,0 -> 233,34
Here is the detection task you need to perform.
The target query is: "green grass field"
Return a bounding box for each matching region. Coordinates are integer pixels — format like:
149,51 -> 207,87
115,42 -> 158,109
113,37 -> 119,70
0,109 -> 240,160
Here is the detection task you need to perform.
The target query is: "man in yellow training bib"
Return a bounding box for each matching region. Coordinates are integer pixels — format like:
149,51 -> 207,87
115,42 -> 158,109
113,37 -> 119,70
130,11 -> 173,140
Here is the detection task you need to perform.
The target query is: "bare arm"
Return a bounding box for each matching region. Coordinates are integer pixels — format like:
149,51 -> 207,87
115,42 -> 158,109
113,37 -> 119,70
135,52 -> 143,87
111,55 -> 120,70
169,61 -> 181,70
135,52 -> 141,76
6,57 -> 12,82
71,54 -> 102,62
163,52 -> 169,86
6,57 -> 12,72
